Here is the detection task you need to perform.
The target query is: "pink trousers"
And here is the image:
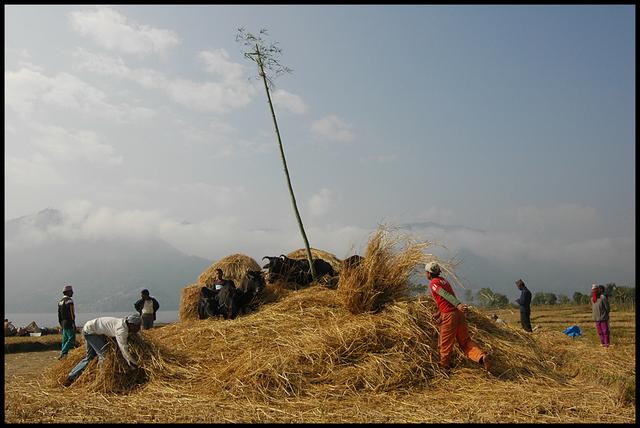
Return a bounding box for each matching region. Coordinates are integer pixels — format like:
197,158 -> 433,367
595,320 -> 610,346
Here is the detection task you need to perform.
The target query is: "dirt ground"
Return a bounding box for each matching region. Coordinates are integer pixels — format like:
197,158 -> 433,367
4,350 -> 60,380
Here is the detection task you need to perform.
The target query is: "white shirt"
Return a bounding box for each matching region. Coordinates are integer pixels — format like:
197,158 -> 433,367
142,299 -> 155,314
82,317 -> 136,366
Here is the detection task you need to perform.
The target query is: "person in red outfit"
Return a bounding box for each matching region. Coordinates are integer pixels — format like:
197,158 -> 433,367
426,261 -> 492,372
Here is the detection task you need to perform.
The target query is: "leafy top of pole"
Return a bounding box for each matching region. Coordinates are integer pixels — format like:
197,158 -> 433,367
236,27 -> 292,89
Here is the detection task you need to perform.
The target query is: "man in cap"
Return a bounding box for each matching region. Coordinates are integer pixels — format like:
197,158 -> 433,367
63,314 -> 142,386
57,284 -> 76,359
134,289 -> 160,330
425,261 -> 492,372
515,279 -> 533,332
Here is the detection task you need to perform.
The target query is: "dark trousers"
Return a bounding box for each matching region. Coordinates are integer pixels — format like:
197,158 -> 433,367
142,313 -> 154,329
520,308 -> 532,332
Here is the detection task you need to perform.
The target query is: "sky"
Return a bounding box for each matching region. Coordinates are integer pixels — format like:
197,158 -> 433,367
4,5 -> 636,295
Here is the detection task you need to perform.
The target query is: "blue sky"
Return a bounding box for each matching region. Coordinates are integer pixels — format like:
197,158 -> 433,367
4,5 -> 635,295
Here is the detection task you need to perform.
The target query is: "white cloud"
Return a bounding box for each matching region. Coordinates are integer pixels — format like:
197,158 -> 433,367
26,203 -> 373,261
417,207 -> 459,225
309,188 -> 334,217
515,203 -> 598,240
69,7 -> 179,55
272,89 -> 307,114
311,114 -> 355,142
74,48 -> 254,113
32,124 -> 123,166
5,67 -> 156,122
4,153 -> 66,189
198,49 -> 245,83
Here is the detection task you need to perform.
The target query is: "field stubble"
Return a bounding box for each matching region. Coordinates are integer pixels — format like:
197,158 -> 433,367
4,294 -> 635,423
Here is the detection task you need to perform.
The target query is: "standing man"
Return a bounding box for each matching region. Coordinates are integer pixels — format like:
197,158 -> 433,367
515,279 -> 533,332
592,284 -> 611,347
57,284 -> 76,359
63,314 -> 142,386
134,289 -> 160,330
425,262 -> 492,372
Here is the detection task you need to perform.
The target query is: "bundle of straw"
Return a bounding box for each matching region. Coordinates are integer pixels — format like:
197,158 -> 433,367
44,332 -> 193,394
337,226 -> 442,314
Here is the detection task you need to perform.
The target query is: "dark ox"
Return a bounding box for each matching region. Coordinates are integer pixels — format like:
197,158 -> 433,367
341,255 -> 364,270
197,271 -> 266,320
235,270 -> 266,315
262,255 -> 336,286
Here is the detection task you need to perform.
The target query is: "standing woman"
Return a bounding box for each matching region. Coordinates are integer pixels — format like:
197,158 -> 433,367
592,284 -> 611,347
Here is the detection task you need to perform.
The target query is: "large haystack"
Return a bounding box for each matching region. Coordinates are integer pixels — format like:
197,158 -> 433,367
178,254 -> 261,321
197,253 -> 261,286
286,247 -> 342,273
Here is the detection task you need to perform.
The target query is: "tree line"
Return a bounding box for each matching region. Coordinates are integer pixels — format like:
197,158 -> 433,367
467,283 -> 635,309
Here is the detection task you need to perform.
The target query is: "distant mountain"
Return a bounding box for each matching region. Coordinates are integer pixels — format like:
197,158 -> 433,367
4,209 -> 211,313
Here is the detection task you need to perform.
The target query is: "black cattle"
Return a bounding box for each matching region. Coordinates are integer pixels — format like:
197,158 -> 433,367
198,281 -> 237,320
341,255 -> 364,270
198,286 -> 219,319
234,270 -> 266,315
262,255 -> 336,286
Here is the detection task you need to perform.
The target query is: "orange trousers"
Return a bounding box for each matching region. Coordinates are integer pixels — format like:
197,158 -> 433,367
439,310 -> 485,368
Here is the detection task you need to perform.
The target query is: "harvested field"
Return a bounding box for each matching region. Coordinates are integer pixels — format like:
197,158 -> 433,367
4,292 -> 635,423
3,231 -> 635,423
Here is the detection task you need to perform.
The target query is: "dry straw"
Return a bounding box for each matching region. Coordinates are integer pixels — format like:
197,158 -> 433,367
197,253 -> 261,286
178,254 -> 261,321
337,225 -> 446,314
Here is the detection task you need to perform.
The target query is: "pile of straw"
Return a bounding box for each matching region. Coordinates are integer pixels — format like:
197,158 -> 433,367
197,253 -> 261,286
179,254 -> 261,321
43,285 -> 551,401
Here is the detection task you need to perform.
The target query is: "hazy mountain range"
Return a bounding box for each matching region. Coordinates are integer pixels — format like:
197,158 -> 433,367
5,208 -> 624,314
5,208 -> 211,313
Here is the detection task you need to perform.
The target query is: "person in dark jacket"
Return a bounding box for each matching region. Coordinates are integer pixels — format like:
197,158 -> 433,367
515,279 -> 533,332
57,284 -> 76,359
592,284 -> 610,347
134,289 -> 160,330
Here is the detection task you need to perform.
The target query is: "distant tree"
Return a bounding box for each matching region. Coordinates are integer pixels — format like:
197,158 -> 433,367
572,291 -> 590,305
546,292 -> 557,305
463,289 -> 473,304
531,292 -> 546,306
492,293 -> 509,308
532,291 -> 557,305
476,287 -> 496,308
604,283 -> 616,298
557,294 -> 570,305
475,287 -> 508,308
608,285 -> 635,306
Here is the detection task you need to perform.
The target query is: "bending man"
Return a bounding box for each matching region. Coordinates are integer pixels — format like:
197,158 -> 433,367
64,314 -> 142,386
